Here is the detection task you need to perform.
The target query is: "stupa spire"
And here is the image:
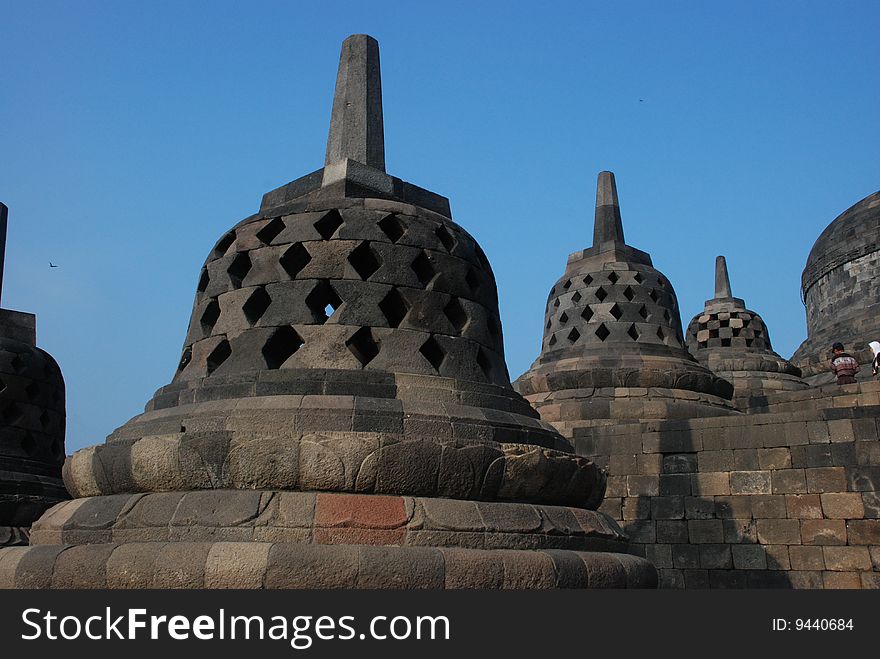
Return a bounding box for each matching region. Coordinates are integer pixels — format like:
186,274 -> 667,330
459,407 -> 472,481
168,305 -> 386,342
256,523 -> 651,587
324,34 -> 385,171
714,255 -> 733,298
593,171 -> 625,245
0,203 -> 7,305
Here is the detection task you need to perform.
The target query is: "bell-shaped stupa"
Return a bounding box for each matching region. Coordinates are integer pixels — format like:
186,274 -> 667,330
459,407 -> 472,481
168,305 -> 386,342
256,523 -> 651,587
515,172 -> 736,437
0,203 -> 67,546
0,37 -> 654,589
685,256 -> 807,402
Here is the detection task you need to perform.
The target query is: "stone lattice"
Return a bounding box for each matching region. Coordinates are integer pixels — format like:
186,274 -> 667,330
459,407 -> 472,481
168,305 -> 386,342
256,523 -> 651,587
0,203 -> 68,546
685,255 -> 807,402
0,36 -> 655,588
515,171 -> 736,435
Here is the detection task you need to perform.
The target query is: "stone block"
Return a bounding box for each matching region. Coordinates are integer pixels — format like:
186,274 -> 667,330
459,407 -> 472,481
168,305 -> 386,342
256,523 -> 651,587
684,497 -> 715,520
715,496 -> 752,519
265,544 -> 358,588
756,519 -> 801,545
789,545 -> 825,571
723,518 -> 757,543
764,544 -> 791,570
51,544 -> 117,589
730,471 -> 771,495
801,519 -> 847,545
687,519 -> 723,543
732,544 -> 767,570
657,520 -> 688,544
820,493 -> 865,519
671,544 -> 700,569
683,569 -> 710,589
622,497 -> 651,520
699,450 -> 733,472
805,467 -> 847,493
785,494 -> 823,519
751,495 -> 787,518
846,520 -> 880,545
758,448 -> 791,470
658,474 -> 691,495
691,472 -> 730,496
699,544 -> 732,569
440,548 -> 503,588
733,449 -> 759,470
822,546 -> 872,571
771,469 -> 807,494
662,453 -> 697,474
626,475 -> 659,496
205,542 -> 272,588
822,572 -> 862,589
651,496 -> 684,520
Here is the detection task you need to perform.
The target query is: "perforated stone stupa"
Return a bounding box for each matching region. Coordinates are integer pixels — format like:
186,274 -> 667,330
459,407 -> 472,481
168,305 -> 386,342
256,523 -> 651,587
0,203 -> 67,546
0,36 -> 655,589
514,172 -> 735,436
685,256 -> 807,402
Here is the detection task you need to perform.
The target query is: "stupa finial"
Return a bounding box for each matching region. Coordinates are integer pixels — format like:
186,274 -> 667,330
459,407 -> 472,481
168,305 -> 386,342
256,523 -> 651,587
593,171 -> 625,245
0,202 -> 8,306
324,34 -> 385,171
715,255 -> 733,299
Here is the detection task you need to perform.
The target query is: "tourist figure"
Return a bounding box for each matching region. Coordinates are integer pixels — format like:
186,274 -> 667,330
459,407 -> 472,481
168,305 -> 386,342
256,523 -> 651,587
869,341 -> 880,377
830,342 -> 859,384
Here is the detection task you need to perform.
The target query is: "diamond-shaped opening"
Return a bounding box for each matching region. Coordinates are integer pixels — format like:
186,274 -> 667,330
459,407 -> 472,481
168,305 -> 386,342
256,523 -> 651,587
212,231 -> 236,259
732,327 -> 741,337
305,281 -> 342,324
720,318 -> 729,327
709,329 -> 719,338
2,401 -> 22,424
650,289 -> 660,303
623,286 -> 635,301
25,382 -> 40,400
476,347 -> 493,381
595,287 -> 608,302
197,269 -> 210,293
583,274 -> 593,286
563,279 -> 572,290
633,272 -> 643,283
581,306 -> 594,322
314,209 -> 344,240
435,224 -> 456,252
256,217 -> 286,245
657,277 -> 667,289
465,267 -> 481,294
348,241 -> 382,280
280,243 -> 312,279
663,309 -> 671,322
567,328 -> 581,343
553,298 -> 561,308
559,312 -> 569,324
595,324 -> 610,341
721,338 -> 731,347
419,335 -> 446,371
609,303 -> 623,320
10,354 -> 25,373
379,288 -> 410,328
571,291 -> 582,304
657,326 -> 666,341
200,299 -> 221,333
178,347 -> 192,371
206,340 -> 232,375
346,327 -> 380,367
548,335 -> 558,346
638,305 -> 649,320
21,431 -> 37,456
755,329 -> 763,338
262,326 -> 303,369
51,438 -> 63,458
39,410 -> 51,430
444,297 -> 469,333
227,252 -> 252,289
378,214 -> 405,243
745,338 -> 754,347
546,318 -> 552,329
608,271 -> 619,284
243,287 -> 272,326
627,324 -> 640,341
411,251 -> 436,287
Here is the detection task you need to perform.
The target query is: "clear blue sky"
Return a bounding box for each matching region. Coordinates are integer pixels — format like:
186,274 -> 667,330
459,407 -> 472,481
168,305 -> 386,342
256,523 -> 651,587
2,1 -> 878,453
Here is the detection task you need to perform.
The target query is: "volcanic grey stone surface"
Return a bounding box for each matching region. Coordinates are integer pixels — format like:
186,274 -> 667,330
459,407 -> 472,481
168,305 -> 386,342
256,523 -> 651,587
0,204 -> 68,546
791,190 -> 880,381
685,256 -> 807,401
515,172 -> 736,435
3,37 -> 654,588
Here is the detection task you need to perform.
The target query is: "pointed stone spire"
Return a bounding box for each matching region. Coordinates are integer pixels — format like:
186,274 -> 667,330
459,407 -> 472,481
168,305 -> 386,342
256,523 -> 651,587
593,171 -> 625,245
324,34 -> 385,171
714,255 -> 732,299
0,203 -> 7,306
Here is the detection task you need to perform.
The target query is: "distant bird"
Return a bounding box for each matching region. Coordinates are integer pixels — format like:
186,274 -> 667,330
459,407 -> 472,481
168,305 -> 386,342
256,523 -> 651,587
49,262 -> 58,268
639,99 -> 645,103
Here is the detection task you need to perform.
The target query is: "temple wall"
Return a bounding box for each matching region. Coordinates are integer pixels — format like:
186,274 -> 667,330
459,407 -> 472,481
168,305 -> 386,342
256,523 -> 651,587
571,381 -> 880,588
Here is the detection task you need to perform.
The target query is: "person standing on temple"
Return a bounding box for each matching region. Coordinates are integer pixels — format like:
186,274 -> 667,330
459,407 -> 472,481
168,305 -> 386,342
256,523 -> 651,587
869,341 -> 880,377
830,342 -> 860,384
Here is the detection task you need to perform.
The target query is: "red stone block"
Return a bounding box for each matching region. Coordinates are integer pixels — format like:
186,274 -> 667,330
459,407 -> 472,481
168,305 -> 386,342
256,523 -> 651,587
315,493 -> 408,529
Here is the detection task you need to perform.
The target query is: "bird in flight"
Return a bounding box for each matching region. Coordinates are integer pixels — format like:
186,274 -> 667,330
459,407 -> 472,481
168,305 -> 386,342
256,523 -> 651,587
49,262 -> 58,268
